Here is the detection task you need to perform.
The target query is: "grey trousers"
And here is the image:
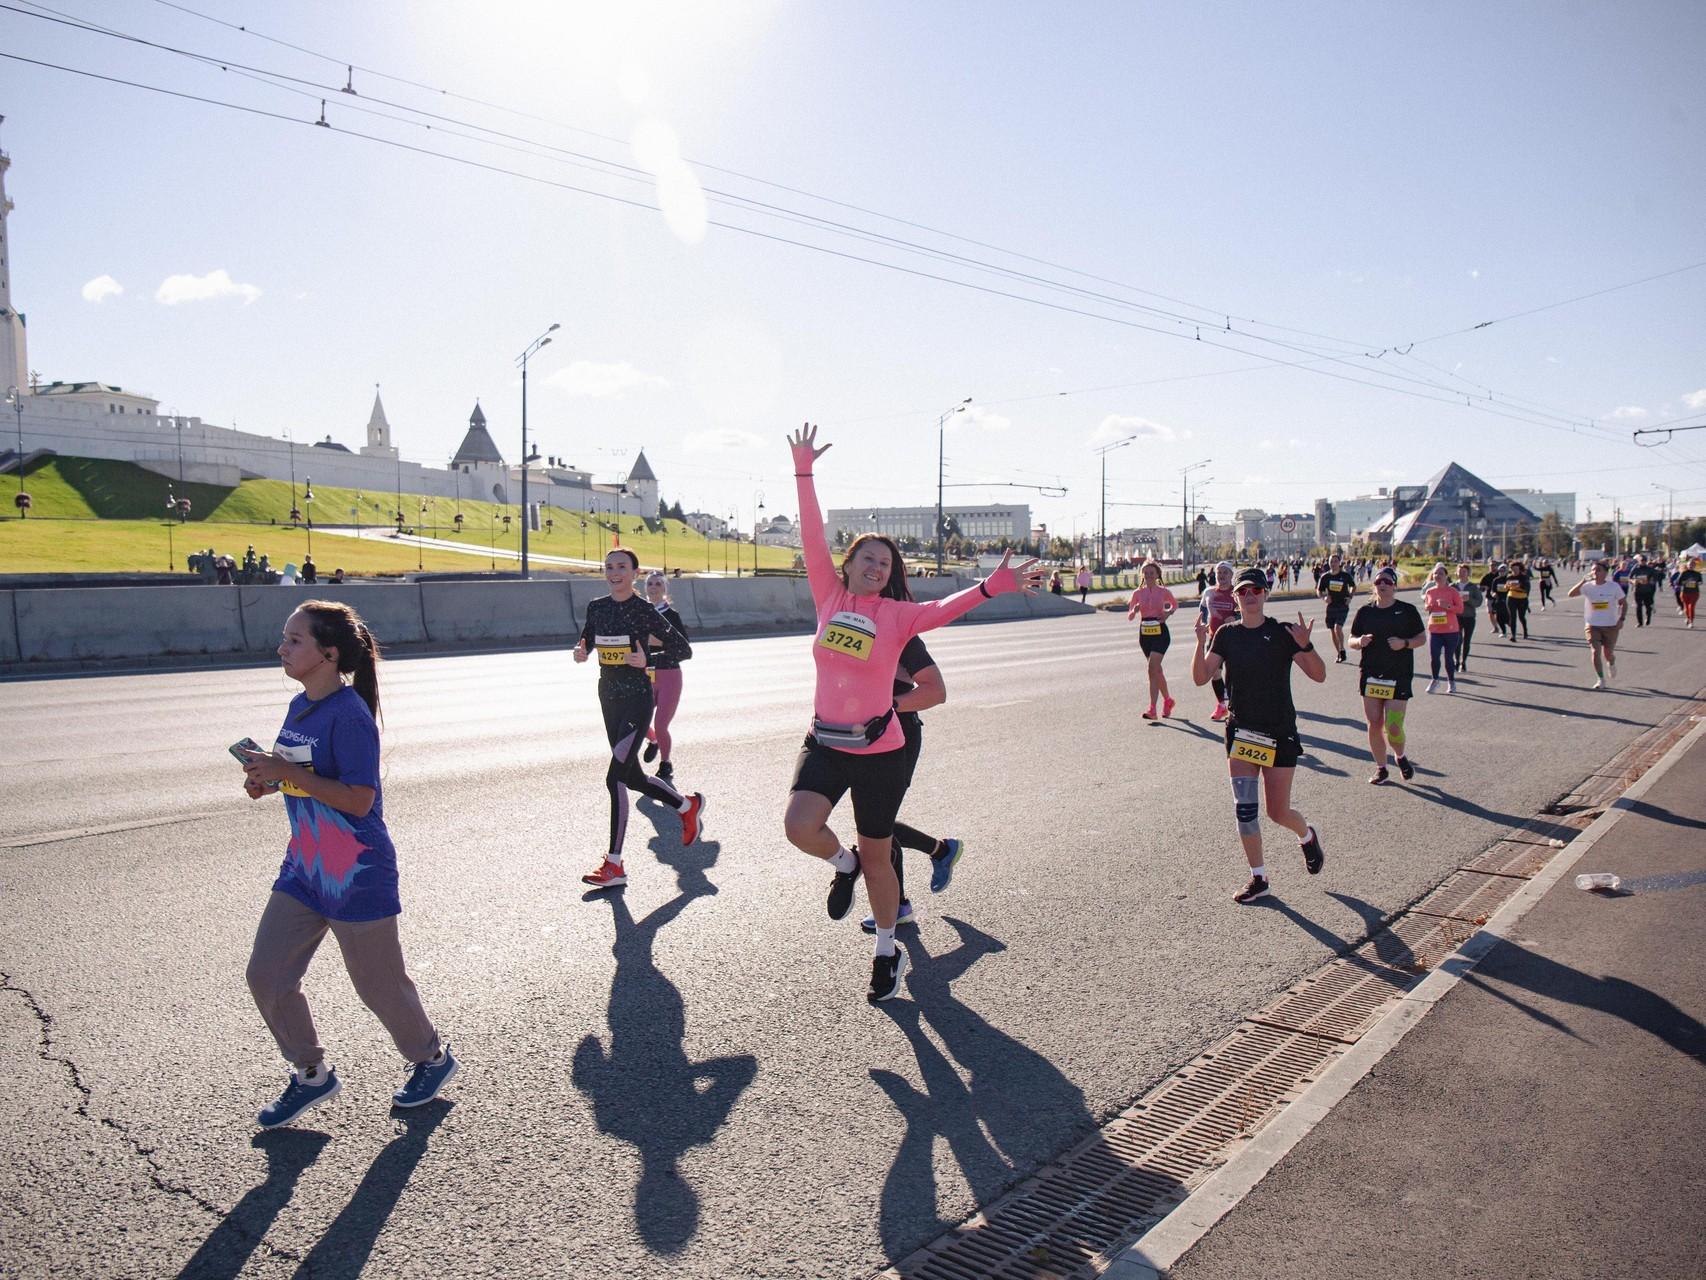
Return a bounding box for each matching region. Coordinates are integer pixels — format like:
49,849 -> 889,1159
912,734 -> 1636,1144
246,891 -> 440,1069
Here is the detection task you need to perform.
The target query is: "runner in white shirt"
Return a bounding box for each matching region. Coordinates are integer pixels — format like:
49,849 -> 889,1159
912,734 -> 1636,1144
1567,561 -> 1627,689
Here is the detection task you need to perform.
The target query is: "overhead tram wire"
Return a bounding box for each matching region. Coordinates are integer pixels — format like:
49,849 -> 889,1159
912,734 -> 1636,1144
0,51 -> 1662,450
12,4 -> 1666,442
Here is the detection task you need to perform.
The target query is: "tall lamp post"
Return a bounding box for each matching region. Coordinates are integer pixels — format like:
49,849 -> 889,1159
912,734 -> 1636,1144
515,322 -> 560,578
1179,457 -> 1211,571
1653,484 -> 1678,551
1093,435 -> 1139,570
303,479 -> 314,561
165,488 -> 176,570
752,490 -> 766,576
934,398 -> 972,573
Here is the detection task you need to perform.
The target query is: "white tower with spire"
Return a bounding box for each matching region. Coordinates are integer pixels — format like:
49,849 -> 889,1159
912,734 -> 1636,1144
360,383 -> 397,458
0,116 -> 31,396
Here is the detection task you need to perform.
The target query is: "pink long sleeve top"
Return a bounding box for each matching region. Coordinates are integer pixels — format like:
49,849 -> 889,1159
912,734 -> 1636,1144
798,471 -> 993,754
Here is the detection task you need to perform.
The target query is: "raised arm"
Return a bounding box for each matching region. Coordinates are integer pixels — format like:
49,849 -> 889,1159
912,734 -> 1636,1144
899,550 -> 1045,638
789,423 -> 837,604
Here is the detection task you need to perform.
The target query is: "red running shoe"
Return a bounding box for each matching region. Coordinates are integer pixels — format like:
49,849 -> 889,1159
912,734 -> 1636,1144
679,793 -> 707,845
581,859 -> 627,889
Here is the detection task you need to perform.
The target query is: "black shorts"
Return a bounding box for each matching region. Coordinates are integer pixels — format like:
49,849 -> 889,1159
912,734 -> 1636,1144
1223,720 -> 1303,769
1324,604 -> 1349,627
1359,671 -> 1413,702
790,734 -> 913,839
1137,624 -> 1171,657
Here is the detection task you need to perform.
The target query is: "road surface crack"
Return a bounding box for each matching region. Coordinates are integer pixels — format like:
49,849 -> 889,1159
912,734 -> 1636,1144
1,970 -> 306,1266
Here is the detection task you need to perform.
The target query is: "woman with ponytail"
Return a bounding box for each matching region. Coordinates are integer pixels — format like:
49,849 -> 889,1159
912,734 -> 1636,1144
235,600 -> 456,1129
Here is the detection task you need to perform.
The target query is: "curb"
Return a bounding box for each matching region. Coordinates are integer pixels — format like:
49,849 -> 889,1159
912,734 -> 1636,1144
1106,713 -> 1706,1279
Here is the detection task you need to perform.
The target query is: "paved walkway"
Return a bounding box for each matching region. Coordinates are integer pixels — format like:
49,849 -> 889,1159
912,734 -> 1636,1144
1162,728 -> 1706,1280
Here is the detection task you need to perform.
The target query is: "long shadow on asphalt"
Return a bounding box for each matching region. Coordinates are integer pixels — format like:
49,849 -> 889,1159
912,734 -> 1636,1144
872,917 -> 1183,1267
174,1130 -> 330,1280
1402,782 -> 1530,830
1447,691 -> 1654,728
1458,939 -> 1705,1066
573,817 -> 757,1257
1619,799 -> 1706,831
285,1104 -> 453,1280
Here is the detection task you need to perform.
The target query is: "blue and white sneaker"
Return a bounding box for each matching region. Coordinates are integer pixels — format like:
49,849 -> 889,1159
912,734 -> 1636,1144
859,900 -> 915,933
257,1066 -> 341,1129
393,1045 -> 458,1108
929,838 -> 965,894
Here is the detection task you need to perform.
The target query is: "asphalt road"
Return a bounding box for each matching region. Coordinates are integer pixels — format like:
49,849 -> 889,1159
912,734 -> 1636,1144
3,594 -> 1701,1279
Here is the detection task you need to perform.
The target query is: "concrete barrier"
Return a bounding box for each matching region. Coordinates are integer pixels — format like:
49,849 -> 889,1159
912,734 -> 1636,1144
654,577 -> 702,633
420,579 -> 577,646
13,585 -> 247,662
0,591 -> 18,664
692,575 -> 815,635
238,584 -> 429,654
1028,592 -> 1095,618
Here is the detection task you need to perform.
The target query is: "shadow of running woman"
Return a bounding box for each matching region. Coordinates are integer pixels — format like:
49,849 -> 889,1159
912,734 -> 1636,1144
871,917 -> 1182,1268
571,835 -> 757,1256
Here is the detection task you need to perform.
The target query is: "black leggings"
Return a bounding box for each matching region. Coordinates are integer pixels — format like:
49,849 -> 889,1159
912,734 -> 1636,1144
1635,590 -> 1655,626
1540,581 -> 1554,605
601,693 -> 684,857
1509,599 -> 1529,637
1212,676 -> 1227,702
1457,612 -> 1476,665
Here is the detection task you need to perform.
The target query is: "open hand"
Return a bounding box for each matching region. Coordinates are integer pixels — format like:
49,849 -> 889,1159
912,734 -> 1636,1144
788,422 -> 831,472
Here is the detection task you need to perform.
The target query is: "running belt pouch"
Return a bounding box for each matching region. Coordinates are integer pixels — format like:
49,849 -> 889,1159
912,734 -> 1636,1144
812,706 -> 895,749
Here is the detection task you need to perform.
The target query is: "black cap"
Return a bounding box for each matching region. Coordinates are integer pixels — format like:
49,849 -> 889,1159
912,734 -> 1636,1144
1234,567 -> 1267,590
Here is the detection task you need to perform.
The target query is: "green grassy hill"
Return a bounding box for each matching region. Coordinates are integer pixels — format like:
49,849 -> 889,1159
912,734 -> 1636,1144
3,456 -> 798,574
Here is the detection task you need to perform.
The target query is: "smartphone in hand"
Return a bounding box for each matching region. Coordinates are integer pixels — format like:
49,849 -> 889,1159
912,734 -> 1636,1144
228,737 -> 263,764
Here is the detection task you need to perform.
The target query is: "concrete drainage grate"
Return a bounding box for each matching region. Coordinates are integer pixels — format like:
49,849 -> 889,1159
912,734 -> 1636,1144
1246,958 -> 1416,1044
890,1026 -> 1339,1280
1353,911 -> 1474,974
1461,839 -> 1555,879
1408,869 -> 1524,924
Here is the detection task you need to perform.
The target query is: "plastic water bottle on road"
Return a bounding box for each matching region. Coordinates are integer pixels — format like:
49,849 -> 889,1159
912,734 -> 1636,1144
1574,872 -> 1622,892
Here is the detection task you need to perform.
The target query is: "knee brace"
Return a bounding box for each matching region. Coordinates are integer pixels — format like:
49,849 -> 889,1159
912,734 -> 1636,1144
1385,704 -> 1407,740
1231,775 -> 1260,834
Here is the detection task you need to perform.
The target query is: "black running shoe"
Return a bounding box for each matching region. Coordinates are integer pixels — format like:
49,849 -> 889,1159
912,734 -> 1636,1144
656,761 -> 674,784
1233,875 -> 1270,904
1368,766 -> 1389,785
827,857 -> 862,920
1334,651 -> 1347,664
1395,755 -> 1415,782
642,740 -> 659,763
867,947 -> 910,1003
1300,825 -> 1325,875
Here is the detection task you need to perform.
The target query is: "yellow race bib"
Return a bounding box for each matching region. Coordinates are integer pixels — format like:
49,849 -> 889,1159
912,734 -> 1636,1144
1590,600 -> 1613,617
1428,612 -> 1449,628
1230,729 -> 1277,768
595,633 -> 633,666
1328,582 -> 1345,592
1140,620 -> 1163,636
818,611 -> 876,661
1366,677 -> 1397,700
1508,586 -> 1527,599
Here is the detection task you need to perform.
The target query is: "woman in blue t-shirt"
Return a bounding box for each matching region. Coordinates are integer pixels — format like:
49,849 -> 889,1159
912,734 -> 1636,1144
237,601 -> 457,1129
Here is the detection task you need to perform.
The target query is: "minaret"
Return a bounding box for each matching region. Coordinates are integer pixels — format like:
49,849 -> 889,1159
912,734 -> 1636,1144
0,116 -> 30,395
360,383 -> 397,458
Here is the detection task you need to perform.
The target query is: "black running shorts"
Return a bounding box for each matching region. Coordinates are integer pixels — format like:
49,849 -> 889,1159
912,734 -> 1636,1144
1358,671 -> 1414,702
1222,720 -> 1303,769
790,734 -> 912,839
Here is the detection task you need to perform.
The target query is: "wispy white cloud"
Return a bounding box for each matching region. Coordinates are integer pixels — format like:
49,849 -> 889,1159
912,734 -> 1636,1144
81,275 -> 124,303
156,269 -> 261,305
1090,414 -> 1177,445
1468,268 -> 1480,280
1609,405 -> 1648,420
1683,388 -> 1706,410
684,428 -> 762,453
959,406 -> 1011,432
545,360 -> 668,398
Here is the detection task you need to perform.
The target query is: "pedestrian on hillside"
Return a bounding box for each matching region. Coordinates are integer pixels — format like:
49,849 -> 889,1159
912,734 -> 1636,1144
785,423 -> 1042,1002
1076,564 -> 1092,603
215,556 -> 234,586
301,556 -> 317,585
1191,567 -> 1327,903
236,600 -> 457,1129
331,568 -> 346,584
1350,567 -> 1426,783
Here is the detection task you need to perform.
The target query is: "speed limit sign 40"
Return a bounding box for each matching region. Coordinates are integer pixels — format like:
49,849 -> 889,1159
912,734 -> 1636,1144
1279,516 -> 1297,534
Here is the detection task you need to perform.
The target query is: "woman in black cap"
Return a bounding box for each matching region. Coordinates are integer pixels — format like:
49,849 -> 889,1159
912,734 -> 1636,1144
1191,566 -> 1327,904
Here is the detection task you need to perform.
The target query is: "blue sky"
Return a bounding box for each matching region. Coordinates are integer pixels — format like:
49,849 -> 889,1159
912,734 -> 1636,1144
6,0 -> 1704,533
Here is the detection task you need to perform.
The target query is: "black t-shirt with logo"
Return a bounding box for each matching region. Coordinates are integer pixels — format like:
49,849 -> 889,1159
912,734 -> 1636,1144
1627,566 -> 1659,594
1681,570 -> 1703,595
1318,571 -> 1356,609
1209,618 -> 1303,738
1351,601 -> 1425,681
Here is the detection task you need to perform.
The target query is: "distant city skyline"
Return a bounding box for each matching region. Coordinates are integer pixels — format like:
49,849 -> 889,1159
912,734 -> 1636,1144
4,1 -> 1703,531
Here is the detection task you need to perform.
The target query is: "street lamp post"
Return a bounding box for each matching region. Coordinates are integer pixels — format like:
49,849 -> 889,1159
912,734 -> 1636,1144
6,385 -> 23,498
303,479 -> 314,561
1092,435 -> 1138,571
165,487 -> 176,570
1179,458 -> 1211,571
934,398 -> 972,574
515,322 -> 560,579
418,500 -> 427,572
1654,484 -> 1678,551
752,490 -> 765,576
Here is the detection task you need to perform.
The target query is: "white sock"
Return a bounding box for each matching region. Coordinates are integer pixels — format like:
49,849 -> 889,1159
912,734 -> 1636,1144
301,1062 -> 328,1083
606,851 -> 623,867
1250,864 -> 1266,880
1299,826 -> 1315,844
829,847 -> 857,874
873,926 -> 897,957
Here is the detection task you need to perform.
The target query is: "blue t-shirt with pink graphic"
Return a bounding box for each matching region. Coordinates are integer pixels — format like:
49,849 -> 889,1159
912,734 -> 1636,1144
269,686 -> 400,922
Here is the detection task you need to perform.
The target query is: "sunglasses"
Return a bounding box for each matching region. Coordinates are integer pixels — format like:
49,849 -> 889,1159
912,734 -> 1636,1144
1233,585 -> 1265,597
